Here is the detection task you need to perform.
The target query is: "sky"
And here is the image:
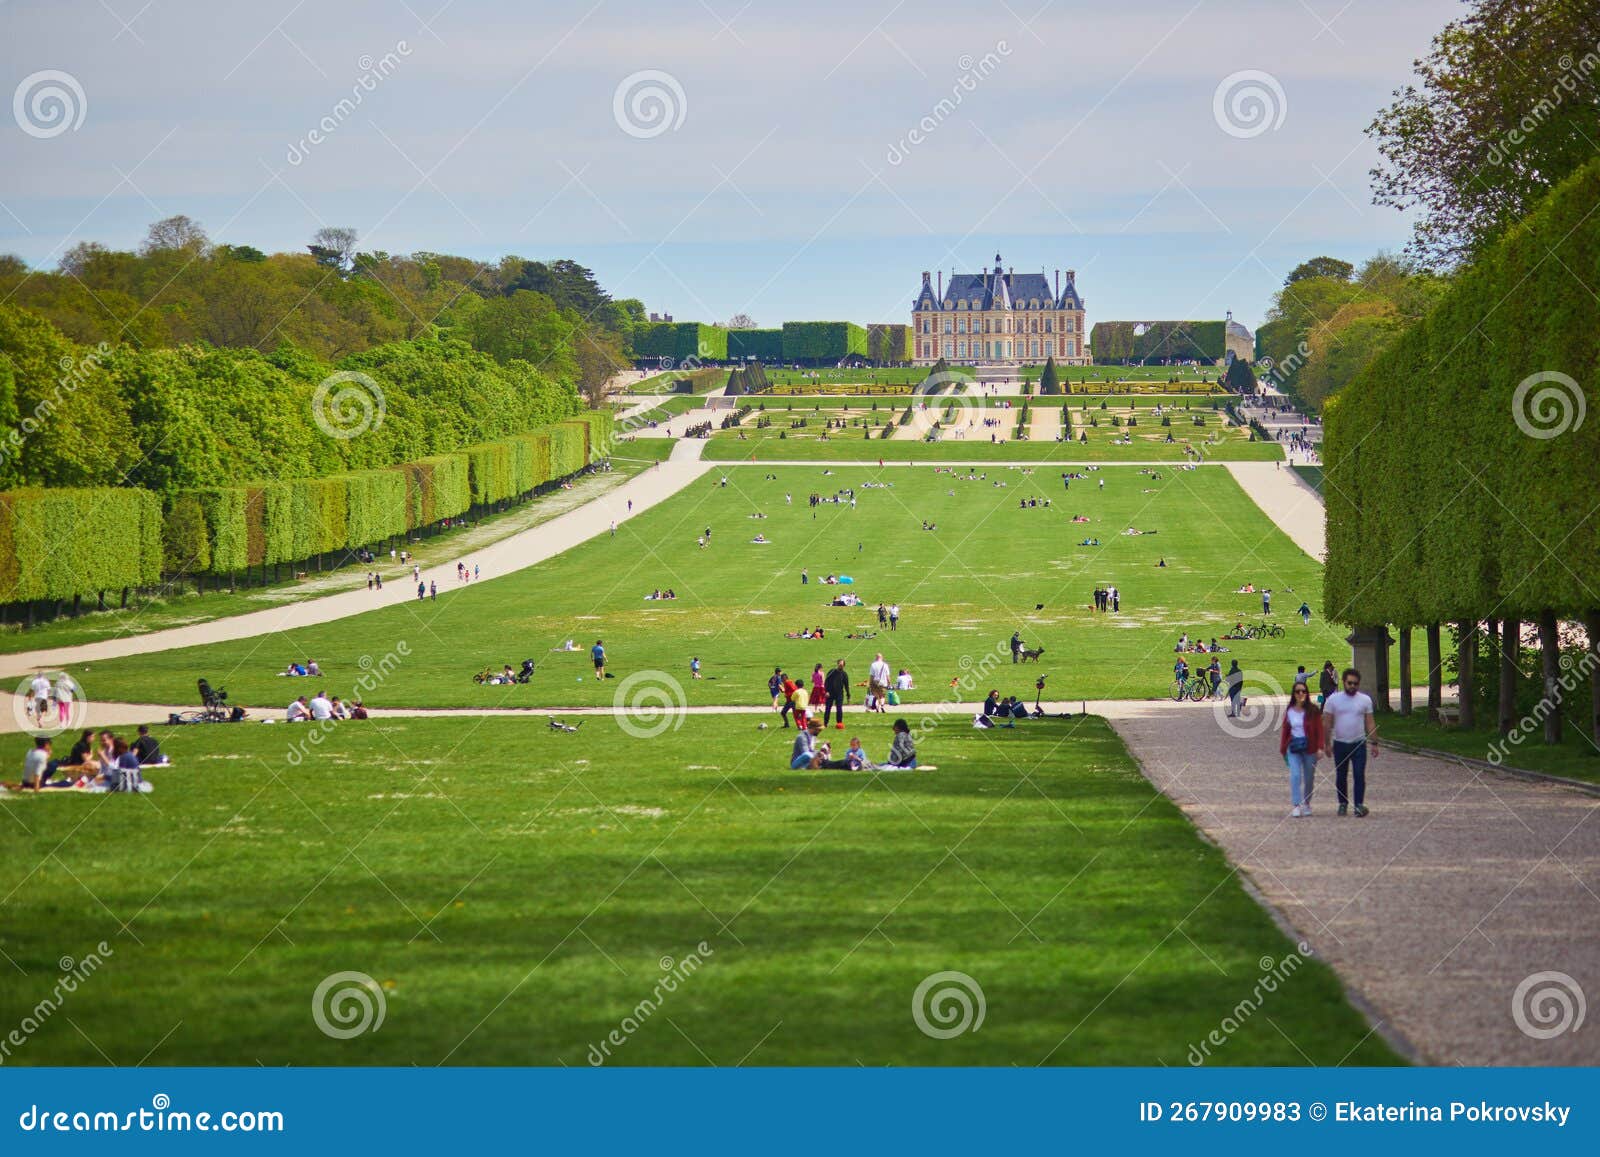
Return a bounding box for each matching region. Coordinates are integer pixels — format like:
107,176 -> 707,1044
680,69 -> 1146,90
0,0 -> 1459,332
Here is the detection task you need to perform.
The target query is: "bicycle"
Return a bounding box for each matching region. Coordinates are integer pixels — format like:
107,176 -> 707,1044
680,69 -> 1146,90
1171,676 -> 1210,702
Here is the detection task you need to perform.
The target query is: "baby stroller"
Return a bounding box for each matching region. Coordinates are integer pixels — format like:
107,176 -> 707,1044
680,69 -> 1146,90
517,659 -> 535,684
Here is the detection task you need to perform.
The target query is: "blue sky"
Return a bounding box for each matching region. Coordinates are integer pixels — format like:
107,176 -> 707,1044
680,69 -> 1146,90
0,0 -> 1458,331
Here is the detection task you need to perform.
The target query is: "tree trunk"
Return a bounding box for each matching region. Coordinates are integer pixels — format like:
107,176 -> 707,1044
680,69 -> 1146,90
1587,610 -> 1600,751
1398,628 -> 1412,715
71,594 -> 81,618
1538,609 -> 1562,745
1426,623 -> 1443,721
1499,617 -> 1520,735
97,590 -> 106,612
1457,620 -> 1476,729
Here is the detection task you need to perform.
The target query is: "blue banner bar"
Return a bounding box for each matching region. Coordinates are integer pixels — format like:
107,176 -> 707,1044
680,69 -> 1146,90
2,1068 -> 1593,1152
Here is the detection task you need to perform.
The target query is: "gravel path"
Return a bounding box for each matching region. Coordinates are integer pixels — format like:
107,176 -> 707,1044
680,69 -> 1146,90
1102,699 -> 1600,1064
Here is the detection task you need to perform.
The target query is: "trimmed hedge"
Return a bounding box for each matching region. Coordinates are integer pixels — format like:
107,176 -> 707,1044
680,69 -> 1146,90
1324,156 -> 1600,627
782,322 -> 868,364
0,487 -> 163,604
1090,320 -> 1226,364
167,411 -> 614,578
727,329 -> 783,360
867,324 -> 912,364
634,323 -> 728,363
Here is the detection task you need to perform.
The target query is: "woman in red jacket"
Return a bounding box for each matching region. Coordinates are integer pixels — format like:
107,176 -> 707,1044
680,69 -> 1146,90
1279,682 -> 1323,817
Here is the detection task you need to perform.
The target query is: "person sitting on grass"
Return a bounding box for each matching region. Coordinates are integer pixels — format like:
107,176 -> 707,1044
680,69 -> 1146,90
844,737 -> 872,770
287,696 -> 310,722
790,718 -> 824,770
330,697 -> 348,720
349,699 -> 369,720
881,719 -> 918,770
22,736 -> 56,790
307,659 -> 322,677
131,725 -> 167,767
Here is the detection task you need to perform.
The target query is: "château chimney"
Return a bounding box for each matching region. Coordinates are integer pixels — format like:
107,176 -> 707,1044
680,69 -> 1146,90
1055,270 -> 1060,298
937,271 -> 943,298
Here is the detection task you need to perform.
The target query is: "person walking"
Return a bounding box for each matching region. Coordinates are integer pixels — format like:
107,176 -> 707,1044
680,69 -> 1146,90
591,639 -> 607,681
417,581 -> 426,601
888,603 -> 900,631
1110,586 -> 1120,613
1322,668 -> 1377,817
1317,660 -> 1337,707
1011,631 -> 1023,663
429,581 -> 437,600
1224,660 -> 1244,716
1261,588 -> 1272,615
868,653 -> 891,713
877,603 -> 888,628
1298,600 -> 1312,626
809,663 -> 827,715
823,659 -> 850,727
1280,683 -> 1323,817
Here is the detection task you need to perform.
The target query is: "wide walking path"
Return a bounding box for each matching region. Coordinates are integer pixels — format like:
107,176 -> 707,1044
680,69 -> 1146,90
1224,461 -> 1324,560
1028,406 -> 1061,442
0,440 -> 713,680
1102,698 -> 1600,1065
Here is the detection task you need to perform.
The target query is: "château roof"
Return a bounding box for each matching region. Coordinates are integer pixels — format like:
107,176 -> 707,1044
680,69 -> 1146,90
915,255 -> 1083,311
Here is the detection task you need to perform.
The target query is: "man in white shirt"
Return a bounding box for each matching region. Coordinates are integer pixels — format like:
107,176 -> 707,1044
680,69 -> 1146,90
308,692 -> 334,721
1321,667 -> 1378,817
287,696 -> 310,722
868,654 -> 892,713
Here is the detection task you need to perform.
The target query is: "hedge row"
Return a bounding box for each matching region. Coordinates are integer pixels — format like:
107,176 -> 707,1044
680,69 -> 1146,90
1323,155 -> 1600,626
0,487 -> 164,604
634,323 -> 729,363
165,411 -> 612,578
727,329 -> 784,360
1089,320 -> 1226,364
723,363 -> 771,396
866,324 -> 912,363
781,321 -> 868,364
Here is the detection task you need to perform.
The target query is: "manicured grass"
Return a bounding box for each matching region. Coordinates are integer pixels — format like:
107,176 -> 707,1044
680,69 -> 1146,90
704,431 -> 1281,462
0,453 -> 668,658
73,465 -> 1335,710
1292,465 -> 1323,494
0,715 -> 1399,1066
1374,713 -> 1600,785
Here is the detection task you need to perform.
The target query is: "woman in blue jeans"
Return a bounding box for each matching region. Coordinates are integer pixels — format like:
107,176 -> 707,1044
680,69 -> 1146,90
1277,683 -> 1323,818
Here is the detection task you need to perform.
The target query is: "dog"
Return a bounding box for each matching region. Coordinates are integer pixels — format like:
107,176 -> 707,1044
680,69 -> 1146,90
1019,646 -> 1046,663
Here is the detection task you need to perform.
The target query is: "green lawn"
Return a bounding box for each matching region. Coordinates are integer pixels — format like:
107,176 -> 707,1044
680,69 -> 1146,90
704,430 -> 1281,462
0,715 -> 1399,1066
1375,713 -> 1600,785
70,465 -> 1334,710
0,447 -> 673,658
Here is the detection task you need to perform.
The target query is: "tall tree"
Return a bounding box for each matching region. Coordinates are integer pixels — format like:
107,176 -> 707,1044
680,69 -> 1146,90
1369,0 -> 1600,266
308,227 -> 359,275
1284,256 -> 1353,284
141,215 -> 209,255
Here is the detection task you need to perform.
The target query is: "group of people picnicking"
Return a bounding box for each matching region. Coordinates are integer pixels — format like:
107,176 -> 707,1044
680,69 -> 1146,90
285,692 -> 368,721
16,726 -> 164,792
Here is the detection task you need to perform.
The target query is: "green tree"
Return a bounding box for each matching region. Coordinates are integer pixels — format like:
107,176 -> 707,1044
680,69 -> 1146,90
1285,256 -> 1354,284
1038,356 -> 1062,395
1368,0 -> 1600,266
